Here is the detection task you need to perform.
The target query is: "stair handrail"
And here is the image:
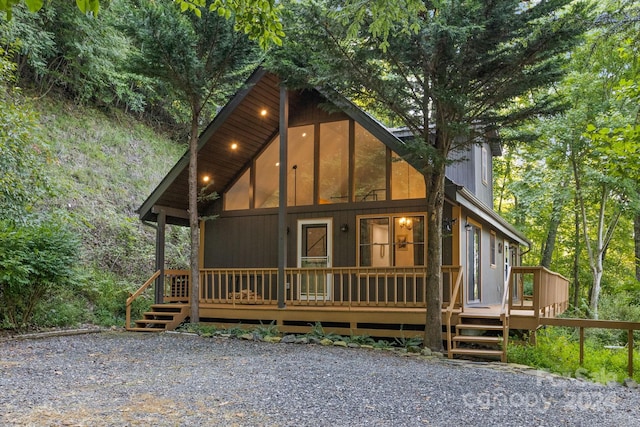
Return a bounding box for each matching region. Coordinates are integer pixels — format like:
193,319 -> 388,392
500,265 -> 512,319
445,269 -> 463,358
499,265 -> 512,362
125,270 -> 161,330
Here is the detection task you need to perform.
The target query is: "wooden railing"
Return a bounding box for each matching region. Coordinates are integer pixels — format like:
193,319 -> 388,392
499,265 -> 512,357
445,270 -> 463,355
540,317 -> 640,377
197,266 -> 462,308
163,269 -> 190,302
510,266 -> 570,319
125,270 -> 160,328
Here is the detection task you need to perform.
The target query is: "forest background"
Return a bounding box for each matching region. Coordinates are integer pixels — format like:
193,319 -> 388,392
0,0 -> 639,379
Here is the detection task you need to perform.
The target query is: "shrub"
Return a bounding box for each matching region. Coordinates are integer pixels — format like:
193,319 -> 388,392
0,219 -> 79,329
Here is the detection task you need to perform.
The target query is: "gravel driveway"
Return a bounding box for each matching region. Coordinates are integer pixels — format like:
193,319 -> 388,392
1,331 -> 638,426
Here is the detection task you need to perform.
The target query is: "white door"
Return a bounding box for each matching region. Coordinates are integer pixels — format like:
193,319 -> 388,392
298,219 -> 332,300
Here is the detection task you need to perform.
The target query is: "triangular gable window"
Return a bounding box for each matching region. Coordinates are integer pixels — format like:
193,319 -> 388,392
224,120 -> 425,211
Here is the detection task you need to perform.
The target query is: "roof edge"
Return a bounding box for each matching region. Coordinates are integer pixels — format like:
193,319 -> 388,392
138,67 -> 270,222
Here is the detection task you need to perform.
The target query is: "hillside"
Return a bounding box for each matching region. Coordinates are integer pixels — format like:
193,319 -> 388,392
17,93 -> 190,327
35,95 -> 189,281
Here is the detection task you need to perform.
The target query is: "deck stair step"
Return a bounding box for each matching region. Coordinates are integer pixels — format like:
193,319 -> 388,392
452,335 -> 502,344
448,311 -> 508,363
448,348 -> 505,358
128,303 -> 189,332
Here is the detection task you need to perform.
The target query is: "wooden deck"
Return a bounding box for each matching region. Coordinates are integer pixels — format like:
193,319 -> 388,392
127,266 -> 569,340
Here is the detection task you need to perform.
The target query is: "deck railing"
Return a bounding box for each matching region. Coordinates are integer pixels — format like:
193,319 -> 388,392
156,266 -> 463,308
510,266 -> 570,319
197,266 -> 461,308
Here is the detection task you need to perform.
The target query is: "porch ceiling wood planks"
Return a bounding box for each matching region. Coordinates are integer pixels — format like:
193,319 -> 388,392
138,68 -> 282,225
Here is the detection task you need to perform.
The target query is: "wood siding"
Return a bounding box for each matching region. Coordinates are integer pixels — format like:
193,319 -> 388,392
203,199 -> 445,269
445,143 -> 494,208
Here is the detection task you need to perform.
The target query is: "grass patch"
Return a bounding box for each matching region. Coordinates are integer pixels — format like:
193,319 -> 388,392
508,327 -> 640,384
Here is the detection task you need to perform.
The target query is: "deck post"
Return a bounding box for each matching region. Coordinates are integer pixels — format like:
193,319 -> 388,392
579,326 -> 584,366
155,208 -> 166,304
628,329 -> 634,378
277,85 -> 288,309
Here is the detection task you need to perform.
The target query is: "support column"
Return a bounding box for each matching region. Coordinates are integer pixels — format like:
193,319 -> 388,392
155,209 -> 166,304
277,86 -> 289,309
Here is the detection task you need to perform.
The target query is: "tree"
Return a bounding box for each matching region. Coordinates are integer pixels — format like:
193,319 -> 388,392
496,0 -> 640,318
120,0 -> 259,322
570,2 -> 639,318
0,44 -> 50,222
0,0 -> 283,49
270,0 -> 590,350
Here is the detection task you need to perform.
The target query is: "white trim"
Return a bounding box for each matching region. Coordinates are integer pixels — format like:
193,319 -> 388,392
297,218 -> 333,300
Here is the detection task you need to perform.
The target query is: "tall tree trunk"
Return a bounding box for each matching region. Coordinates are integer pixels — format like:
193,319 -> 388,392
572,190 -> 581,309
424,164 -> 445,352
540,181 -> 568,268
635,213 -> 640,282
189,113 -> 200,323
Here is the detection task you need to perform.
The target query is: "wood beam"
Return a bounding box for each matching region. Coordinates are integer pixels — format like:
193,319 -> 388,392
277,86 -> 288,309
152,205 -> 189,220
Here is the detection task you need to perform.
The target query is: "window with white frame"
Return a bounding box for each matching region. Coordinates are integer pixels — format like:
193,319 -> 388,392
358,214 -> 425,267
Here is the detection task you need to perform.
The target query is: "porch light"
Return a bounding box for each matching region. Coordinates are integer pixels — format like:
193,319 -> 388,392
442,218 -> 457,233
399,217 -> 413,230
231,142 -> 238,150
260,109 -> 267,117
202,175 -> 211,184
465,222 -> 472,231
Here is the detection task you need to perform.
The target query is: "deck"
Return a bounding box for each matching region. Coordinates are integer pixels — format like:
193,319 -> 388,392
127,265 -> 569,337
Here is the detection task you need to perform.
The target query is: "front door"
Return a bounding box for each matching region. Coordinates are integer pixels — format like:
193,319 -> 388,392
467,223 -> 481,303
298,219 -> 332,300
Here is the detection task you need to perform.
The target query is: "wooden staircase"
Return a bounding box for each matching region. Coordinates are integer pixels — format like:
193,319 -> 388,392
448,311 -> 508,362
127,303 -> 190,332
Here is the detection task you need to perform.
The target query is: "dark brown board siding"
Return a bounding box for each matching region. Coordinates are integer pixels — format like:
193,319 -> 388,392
203,199 -> 454,269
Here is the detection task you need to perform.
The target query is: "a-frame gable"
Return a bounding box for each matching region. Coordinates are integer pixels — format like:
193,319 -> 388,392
138,68 -> 280,224
139,67 -> 423,224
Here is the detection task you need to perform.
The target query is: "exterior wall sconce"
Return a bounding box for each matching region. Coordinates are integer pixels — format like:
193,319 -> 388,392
340,223 -> 349,232
498,243 -> 503,253
465,222 -> 472,231
442,218 -> 457,233
399,217 -> 413,230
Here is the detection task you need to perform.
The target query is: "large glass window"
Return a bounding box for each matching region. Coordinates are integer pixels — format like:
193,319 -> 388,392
225,169 -> 250,210
354,123 -> 386,201
224,119 -> 429,211
319,121 -> 349,204
254,137 -> 280,208
288,125 -> 315,206
391,153 -> 426,200
359,215 -> 425,267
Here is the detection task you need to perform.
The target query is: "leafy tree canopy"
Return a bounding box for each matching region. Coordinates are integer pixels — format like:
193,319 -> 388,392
0,0 -> 282,49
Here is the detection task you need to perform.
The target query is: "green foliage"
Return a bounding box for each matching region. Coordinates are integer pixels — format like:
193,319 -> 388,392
85,271 -> 151,326
0,219 -> 79,329
348,333 -> 375,346
255,320 -> 279,337
508,327 -> 640,383
175,0 -> 284,50
394,334 -> 423,350
119,0 -> 260,125
0,45 -> 51,221
306,321 -> 341,341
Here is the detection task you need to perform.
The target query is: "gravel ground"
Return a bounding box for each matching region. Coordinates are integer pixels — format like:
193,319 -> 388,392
0,331 -> 639,427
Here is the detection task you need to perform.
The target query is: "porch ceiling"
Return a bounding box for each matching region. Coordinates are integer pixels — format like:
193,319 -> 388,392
139,70 -> 306,224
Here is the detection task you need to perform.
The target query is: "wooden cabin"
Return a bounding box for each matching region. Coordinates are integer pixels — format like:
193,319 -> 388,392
130,68 -> 569,360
